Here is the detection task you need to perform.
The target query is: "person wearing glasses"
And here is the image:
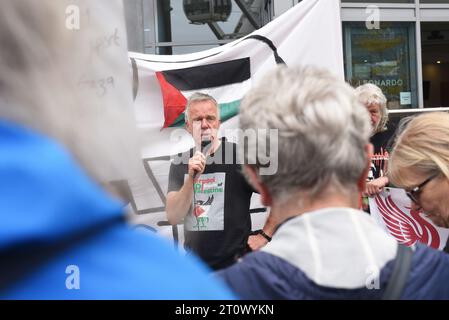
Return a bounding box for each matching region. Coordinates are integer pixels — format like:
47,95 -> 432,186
217,65 -> 449,299
389,112 -> 449,253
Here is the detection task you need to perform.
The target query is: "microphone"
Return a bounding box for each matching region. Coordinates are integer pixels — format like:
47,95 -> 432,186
192,139 -> 213,179
200,139 -> 213,155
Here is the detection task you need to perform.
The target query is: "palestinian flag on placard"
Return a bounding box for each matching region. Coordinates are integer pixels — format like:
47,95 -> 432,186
156,58 -> 251,128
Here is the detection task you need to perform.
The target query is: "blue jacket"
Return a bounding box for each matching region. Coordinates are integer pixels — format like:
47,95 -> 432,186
218,208 -> 449,299
0,120 -> 234,299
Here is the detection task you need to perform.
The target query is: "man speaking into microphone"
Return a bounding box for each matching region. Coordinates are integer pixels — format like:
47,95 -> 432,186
166,93 -> 275,271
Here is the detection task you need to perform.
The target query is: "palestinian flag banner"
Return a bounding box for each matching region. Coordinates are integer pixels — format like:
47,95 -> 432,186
156,58 -> 251,128
126,0 -> 345,240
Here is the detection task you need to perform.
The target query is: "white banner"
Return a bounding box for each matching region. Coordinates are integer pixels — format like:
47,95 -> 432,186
125,0 -> 344,242
370,187 -> 449,250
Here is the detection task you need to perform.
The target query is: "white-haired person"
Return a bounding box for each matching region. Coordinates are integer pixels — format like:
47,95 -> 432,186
389,112 -> 449,253
355,84 -> 391,197
216,65 -> 449,299
0,0 -> 233,299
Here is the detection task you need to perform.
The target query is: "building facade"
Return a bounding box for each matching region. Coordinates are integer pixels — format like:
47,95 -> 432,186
124,0 -> 449,109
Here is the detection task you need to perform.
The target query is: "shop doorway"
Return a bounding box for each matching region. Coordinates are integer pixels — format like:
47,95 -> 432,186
421,22 -> 449,108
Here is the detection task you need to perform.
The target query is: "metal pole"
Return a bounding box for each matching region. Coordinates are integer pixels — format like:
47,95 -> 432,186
235,0 -> 261,30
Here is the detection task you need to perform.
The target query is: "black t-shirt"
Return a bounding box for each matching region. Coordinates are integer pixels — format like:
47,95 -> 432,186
167,138 -> 253,270
369,130 -> 394,179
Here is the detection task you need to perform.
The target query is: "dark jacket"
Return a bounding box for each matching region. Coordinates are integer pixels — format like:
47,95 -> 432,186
218,208 -> 449,299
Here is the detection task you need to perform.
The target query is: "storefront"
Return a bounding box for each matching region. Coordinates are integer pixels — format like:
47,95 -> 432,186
341,1 -> 449,109
124,0 -> 449,108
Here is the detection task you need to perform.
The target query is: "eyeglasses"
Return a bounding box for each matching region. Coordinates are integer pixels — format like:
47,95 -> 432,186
406,173 -> 439,205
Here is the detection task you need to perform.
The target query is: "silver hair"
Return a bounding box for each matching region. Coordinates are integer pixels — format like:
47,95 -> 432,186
239,65 -> 371,200
0,0 -> 140,185
185,92 -> 219,123
354,83 -> 388,134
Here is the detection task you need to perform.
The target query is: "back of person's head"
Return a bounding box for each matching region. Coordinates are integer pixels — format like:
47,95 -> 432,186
239,65 -> 371,201
389,112 -> 449,187
354,83 -> 388,133
0,0 -> 139,187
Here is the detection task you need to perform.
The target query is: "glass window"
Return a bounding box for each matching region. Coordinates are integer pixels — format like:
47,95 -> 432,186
156,0 -> 264,44
421,22 -> 449,108
157,44 -> 220,55
144,46 -> 155,54
344,22 -> 418,109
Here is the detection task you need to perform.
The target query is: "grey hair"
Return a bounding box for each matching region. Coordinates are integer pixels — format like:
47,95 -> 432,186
354,83 -> 388,134
239,65 -> 371,200
185,92 -> 219,123
0,0 -> 140,185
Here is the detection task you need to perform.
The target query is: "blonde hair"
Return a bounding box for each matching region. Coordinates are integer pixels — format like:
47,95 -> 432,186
354,83 -> 388,134
0,0 -> 140,184
389,112 -> 449,188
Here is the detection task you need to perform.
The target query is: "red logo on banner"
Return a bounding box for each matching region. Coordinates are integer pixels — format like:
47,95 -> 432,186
375,195 -> 440,249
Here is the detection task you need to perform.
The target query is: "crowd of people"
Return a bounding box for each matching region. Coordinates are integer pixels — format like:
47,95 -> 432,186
2,0 -> 449,300
216,66 -> 449,299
